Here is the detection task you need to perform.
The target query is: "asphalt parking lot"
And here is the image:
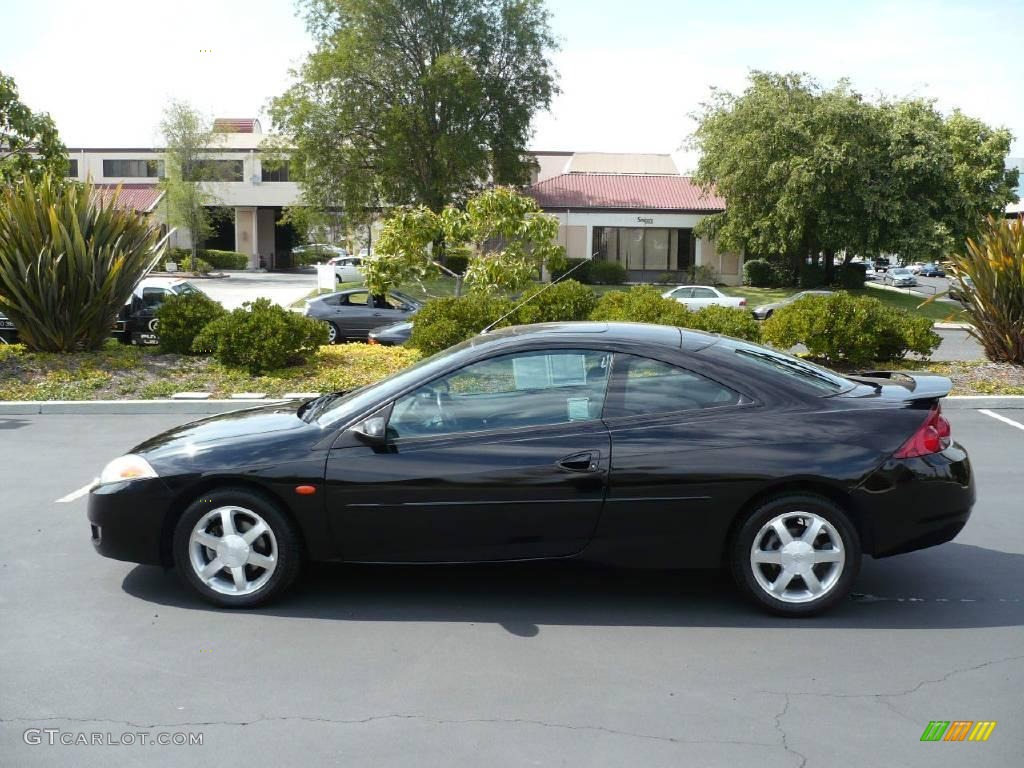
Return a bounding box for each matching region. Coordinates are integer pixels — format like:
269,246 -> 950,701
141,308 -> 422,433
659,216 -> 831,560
196,270 -> 317,310
1,407 -> 1021,767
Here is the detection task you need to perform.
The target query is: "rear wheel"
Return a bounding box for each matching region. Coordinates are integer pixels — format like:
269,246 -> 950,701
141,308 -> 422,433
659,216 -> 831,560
731,494 -> 860,616
173,487 -> 302,608
325,322 -> 339,344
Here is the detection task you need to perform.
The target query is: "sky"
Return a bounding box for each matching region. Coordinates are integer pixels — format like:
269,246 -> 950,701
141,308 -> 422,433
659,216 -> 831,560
2,0 -> 1022,171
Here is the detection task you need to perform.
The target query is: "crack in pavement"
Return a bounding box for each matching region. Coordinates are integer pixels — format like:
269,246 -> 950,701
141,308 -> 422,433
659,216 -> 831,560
0,713 -> 777,751
756,652 -> 1024,701
772,695 -> 808,768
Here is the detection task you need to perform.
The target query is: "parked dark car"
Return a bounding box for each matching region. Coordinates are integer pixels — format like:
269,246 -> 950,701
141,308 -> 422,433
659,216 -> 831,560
918,263 -> 946,277
304,289 -> 421,343
948,275 -> 975,304
873,257 -> 891,272
88,322 -> 973,616
751,290 -> 833,320
368,319 -> 413,346
0,277 -> 204,346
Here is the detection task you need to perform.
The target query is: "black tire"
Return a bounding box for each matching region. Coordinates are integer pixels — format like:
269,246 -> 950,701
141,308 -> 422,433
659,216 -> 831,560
326,322 -> 340,344
730,494 -> 860,617
172,487 -> 302,608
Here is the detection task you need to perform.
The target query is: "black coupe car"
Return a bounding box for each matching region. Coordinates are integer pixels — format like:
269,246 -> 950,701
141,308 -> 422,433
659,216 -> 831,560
88,322 -> 973,616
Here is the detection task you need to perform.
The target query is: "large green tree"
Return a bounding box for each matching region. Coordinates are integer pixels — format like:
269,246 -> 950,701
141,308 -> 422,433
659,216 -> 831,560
0,71 -> 66,185
158,101 -> 227,267
271,0 -> 559,223
691,72 -> 1018,281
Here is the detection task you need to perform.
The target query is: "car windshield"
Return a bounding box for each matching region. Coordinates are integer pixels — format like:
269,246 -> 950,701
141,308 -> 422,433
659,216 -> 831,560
172,282 -> 201,295
891,269 -> 910,275
313,336 -> 481,426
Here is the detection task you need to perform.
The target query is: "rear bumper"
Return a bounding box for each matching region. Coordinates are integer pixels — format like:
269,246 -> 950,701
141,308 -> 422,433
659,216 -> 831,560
854,442 -> 974,557
87,478 -> 174,566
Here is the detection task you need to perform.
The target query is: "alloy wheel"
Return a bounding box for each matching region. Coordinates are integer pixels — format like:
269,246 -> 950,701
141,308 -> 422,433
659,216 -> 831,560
188,506 -> 278,596
748,511 -> 845,604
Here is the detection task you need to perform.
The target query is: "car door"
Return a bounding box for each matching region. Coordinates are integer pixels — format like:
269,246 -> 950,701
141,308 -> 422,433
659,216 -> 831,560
324,348 -> 613,562
590,353 -> 756,569
688,287 -> 720,308
668,287 -> 693,307
332,291 -> 377,339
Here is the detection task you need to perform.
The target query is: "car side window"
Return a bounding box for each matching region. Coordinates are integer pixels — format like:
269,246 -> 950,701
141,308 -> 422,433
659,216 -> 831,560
346,292 -> 369,306
388,350 -> 611,439
141,287 -> 169,309
671,287 -> 692,298
691,287 -> 716,298
604,355 -> 740,418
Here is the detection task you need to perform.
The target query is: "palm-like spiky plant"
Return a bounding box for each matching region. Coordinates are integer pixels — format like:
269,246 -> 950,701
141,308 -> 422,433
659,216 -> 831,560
0,174 -> 165,351
949,215 -> 1024,364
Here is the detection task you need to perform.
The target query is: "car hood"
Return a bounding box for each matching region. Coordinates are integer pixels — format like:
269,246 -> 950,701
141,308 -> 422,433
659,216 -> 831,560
130,400 -> 318,460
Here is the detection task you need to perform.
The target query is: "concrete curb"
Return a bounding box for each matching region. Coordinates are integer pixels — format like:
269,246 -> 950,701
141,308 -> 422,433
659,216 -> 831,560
1,395 -> 1021,416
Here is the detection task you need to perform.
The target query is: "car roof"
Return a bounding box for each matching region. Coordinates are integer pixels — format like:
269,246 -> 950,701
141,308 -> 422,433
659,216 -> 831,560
476,321 -> 718,352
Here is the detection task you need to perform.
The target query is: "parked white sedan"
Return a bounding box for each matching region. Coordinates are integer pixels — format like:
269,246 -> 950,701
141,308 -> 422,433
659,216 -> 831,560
329,255 -> 365,283
662,285 -> 747,310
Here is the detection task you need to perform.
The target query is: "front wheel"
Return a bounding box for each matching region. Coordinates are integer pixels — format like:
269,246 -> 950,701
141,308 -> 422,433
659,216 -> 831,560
731,494 -> 860,617
325,322 -> 339,344
172,487 -> 302,608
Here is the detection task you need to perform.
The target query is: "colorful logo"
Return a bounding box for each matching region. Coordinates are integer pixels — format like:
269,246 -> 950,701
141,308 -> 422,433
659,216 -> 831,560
920,721 -> 997,742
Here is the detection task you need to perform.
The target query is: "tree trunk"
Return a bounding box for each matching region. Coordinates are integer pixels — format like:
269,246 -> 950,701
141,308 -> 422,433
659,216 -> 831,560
823,249 -> 836,284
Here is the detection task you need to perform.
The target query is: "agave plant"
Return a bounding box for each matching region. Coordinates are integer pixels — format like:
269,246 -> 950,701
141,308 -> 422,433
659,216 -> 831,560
0,174 -> 165,351
948,215 -> 1024,364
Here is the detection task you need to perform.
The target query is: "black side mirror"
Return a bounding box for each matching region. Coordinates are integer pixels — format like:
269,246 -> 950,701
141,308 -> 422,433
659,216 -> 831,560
351,415 -> 387,447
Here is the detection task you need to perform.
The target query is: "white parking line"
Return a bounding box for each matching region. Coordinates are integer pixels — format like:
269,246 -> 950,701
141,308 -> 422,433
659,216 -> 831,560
979,409 -> 1024,433
55,482 -> 95,503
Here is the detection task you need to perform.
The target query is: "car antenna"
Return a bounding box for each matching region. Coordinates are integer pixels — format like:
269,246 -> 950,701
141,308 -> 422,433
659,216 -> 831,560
480,254 -> 595,335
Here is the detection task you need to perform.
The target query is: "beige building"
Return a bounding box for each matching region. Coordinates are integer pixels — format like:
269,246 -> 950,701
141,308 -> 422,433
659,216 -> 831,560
65,118 -> 301,270
526,153 -> 742,285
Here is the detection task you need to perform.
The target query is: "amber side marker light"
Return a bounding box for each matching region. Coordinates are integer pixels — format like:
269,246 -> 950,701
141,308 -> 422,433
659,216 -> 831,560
295,485 -> 317,495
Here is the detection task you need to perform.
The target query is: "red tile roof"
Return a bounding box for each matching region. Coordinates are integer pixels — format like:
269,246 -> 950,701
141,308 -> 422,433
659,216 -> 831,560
212,118 -> 261,133
92,184 -> 164,213
527,173 -> 726,212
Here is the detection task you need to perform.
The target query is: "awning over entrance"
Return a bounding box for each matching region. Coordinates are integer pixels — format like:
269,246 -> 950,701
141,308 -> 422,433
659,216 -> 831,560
91,184 -> 164,214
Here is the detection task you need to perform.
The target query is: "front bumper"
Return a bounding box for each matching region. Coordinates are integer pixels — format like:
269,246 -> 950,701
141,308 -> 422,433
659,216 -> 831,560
87,478 -> 175,566
854,442 -> 974,557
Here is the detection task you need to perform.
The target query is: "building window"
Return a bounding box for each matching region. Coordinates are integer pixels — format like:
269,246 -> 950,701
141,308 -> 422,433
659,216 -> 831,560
183,159 -> 244,182
102,159 -> 164,178
66,159 -> 78,177
261,160 -> 289,182
593,227 -> 696,275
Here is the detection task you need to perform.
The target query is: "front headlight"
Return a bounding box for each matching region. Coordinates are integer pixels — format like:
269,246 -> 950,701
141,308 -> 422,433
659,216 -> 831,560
98,454 -> 158,485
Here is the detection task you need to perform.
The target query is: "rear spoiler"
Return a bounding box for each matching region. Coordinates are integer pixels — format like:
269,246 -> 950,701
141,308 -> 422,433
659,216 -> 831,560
851,371 -> 952,401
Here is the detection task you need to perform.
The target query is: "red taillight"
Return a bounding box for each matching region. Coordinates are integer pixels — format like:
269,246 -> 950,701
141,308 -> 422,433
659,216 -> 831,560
367,337 -> 379,345
893,405 -> 951,458
739,299 -> 747,306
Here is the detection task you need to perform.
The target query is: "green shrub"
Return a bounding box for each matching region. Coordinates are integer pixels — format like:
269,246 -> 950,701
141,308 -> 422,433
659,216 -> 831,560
513,280 -> 597,325
590,286 -> 761,341
588,260 -> 627,284
743,259 -> 774,287
0,174 -> 164,352
408,294 -> 516,356
589,286 -> 692,325
798,263 -> 827,288
836,262 -> 867,289
551,258 -> 592,284
762,292 -> 940,367
193,298 -> 329,373
443,254 -> 469,275
155,292 -> 227,354
202,249 -> 248,270
683,305 -> 762,342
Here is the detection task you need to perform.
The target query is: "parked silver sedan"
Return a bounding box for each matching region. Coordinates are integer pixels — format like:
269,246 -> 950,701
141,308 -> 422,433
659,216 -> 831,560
884,268 -> 918,287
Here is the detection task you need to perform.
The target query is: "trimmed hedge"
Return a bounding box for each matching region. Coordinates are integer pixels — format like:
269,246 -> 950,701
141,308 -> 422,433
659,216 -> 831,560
155,292 -> 227,354
513,280 -> 597,325
443,254 -> 469,275
193,298 -> 329,373
837,262 -> 867,289
408,294 -> 516,356
202,249 -> 248,270
761,292 -> 940,367
743,259 -> 774,287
